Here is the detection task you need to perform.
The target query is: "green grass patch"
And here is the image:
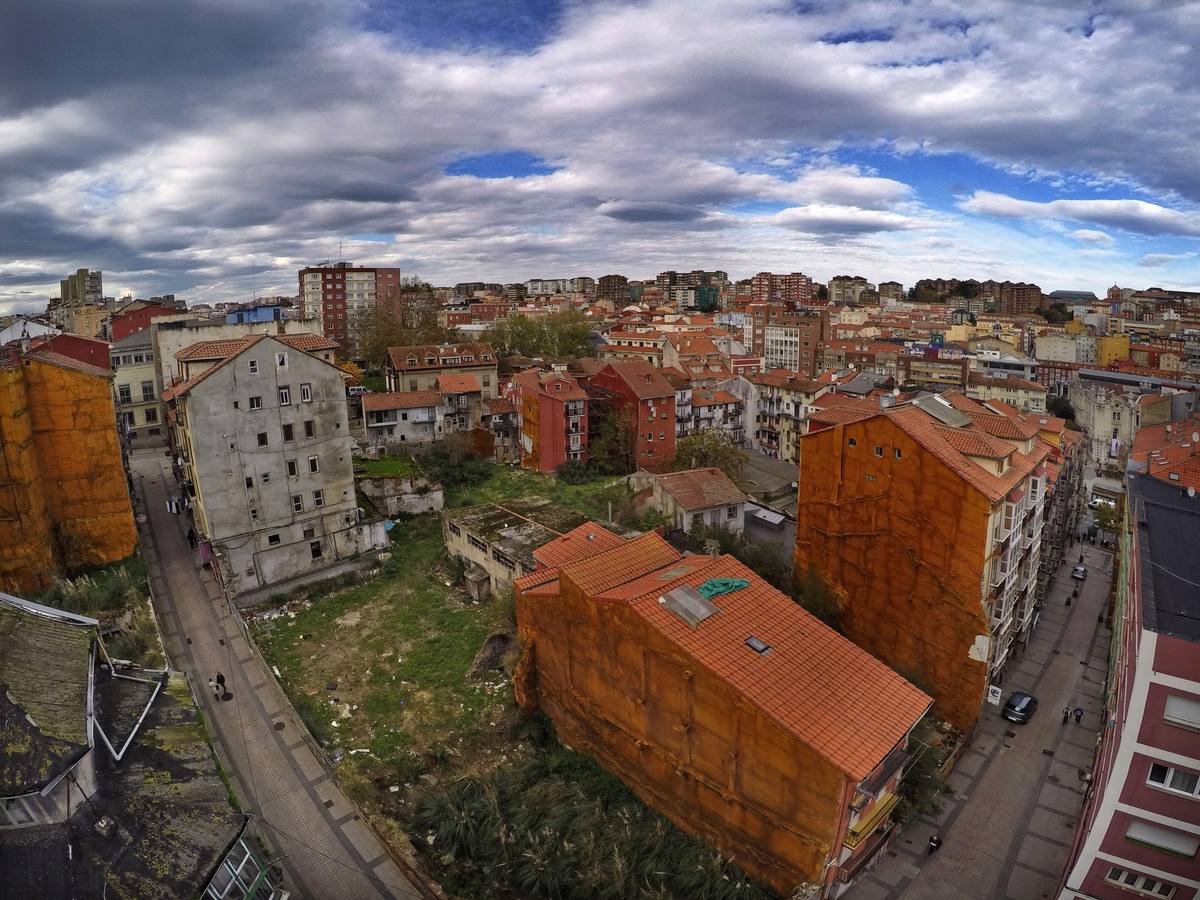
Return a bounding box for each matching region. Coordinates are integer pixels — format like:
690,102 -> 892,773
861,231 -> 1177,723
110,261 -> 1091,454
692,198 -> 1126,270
251,516 -> 515,788
448,465 -> 638,526
361,375 -> 387,392
353,454 -> 421,478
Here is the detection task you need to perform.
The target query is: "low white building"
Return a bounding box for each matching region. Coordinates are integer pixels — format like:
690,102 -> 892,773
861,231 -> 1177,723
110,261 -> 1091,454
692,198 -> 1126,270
638,467 -> 749,536
361,391 -> 442,450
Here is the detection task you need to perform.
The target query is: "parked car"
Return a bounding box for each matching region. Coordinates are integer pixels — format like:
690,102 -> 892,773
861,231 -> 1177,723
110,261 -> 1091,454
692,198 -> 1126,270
1088,498 -> 1114,510
1002,691 -> 1039,724
1072,565 -> 1088,581
347,385 -> 374,398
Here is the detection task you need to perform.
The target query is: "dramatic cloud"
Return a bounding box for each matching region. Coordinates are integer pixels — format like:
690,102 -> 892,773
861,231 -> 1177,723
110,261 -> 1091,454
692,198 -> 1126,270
2,0 -> 1200,312
960,192 -> 1200,237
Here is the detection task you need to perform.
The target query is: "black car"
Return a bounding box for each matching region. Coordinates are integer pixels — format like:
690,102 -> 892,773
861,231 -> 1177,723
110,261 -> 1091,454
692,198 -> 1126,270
1002,691 -> 1038,724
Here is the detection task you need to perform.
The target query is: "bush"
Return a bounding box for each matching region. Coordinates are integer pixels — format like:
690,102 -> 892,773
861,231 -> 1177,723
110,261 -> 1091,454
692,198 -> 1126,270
554,460 -> 594,484
410,743 -> 774,900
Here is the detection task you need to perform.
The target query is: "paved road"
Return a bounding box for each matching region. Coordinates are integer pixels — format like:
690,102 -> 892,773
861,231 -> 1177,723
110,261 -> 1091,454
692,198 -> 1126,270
848,540 -> 1114,900
131,451 -> 423,900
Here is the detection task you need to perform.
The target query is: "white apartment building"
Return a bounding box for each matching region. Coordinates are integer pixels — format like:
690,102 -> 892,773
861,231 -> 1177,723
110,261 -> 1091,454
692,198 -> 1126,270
163,334 -> 386,596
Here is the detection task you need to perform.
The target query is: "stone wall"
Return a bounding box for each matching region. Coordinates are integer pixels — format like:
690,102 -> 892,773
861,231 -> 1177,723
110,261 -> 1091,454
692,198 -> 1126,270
358,475 -> 444,516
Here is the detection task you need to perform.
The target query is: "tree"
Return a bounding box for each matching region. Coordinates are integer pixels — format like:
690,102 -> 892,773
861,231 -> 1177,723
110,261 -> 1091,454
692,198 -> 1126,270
1047,395 -> 1075,422
1093,500 -> 1122,535
352,276 -> 458,368
671,431 -> 748,478
337,359 -> 363,386
483,310 -> 592,358
1035,302 -> 1072,324
589,407 -> 634,475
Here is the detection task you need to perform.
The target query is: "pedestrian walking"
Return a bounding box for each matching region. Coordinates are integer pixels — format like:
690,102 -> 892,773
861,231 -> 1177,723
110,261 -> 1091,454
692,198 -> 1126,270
1073,705 -> 1084,724
215,672 -> 226,699
186,527 -> 197,550
927,834 -> 943,855
1062,706 -> 1070,725
208,677 -> 218,698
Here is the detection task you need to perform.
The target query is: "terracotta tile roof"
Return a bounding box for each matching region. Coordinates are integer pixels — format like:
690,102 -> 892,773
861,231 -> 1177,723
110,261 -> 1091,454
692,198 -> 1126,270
164,334 -> 346,402
486,397 -> 515,415
691,389 -> 741,407
1149,448 -> 1200,490
437,373 -> 482,393
654,468 -> 747,511
808,396 -> 879,425
24,349 -> 113,380
386,342 -> 496,371
883,404 -> 1050,502
513,370 -> 587,401
967,372 -> 1046,392
603,360 -> 675,400
362,390 -> 441,412
562,553 -> 931,780
532,522 -> 626,569
175,332 -> 338,361
658,367 -> 693,389
668,334 -> 721,357
557,531 -> 680,597
966,411 -> 1039,441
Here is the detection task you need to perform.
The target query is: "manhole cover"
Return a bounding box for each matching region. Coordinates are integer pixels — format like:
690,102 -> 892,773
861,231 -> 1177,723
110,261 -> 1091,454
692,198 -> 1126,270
1042,749 -> 1055,757
273,722 -> 285,731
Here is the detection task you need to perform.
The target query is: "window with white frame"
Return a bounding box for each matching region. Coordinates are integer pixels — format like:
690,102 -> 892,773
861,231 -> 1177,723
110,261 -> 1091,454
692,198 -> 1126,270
313,489 -> 324,508
279,386 -> 290,406
1125,819 -> 1200,858
1148,762 -> 1200,797
249,396 -> 262,410
1164,695 -> 1200,731
300,383 -> 312,403
291,494 -> 304,513
1104,866 -> 1176,897
308,455 -> 319,473
247,359 -> 258,375
276,351 -> 287,368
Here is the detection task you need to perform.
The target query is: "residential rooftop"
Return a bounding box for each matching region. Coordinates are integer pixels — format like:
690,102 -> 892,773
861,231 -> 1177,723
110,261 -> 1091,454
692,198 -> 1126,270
445,500 -> 589,570
654,467 -> 748,511
1129,474 -> 1200,643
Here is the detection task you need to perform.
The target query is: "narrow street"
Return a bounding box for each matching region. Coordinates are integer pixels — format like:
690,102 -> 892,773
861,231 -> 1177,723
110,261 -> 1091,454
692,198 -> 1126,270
848,540 -> 1114,900
131,450 -> 423,900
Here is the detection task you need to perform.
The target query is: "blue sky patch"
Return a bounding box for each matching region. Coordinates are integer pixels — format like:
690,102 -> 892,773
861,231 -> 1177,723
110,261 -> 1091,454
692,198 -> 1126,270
363,0 -> 561,50
445,150 -> 560,179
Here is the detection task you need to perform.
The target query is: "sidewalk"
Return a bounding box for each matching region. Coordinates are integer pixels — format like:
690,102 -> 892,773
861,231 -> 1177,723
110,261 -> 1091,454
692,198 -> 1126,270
847,541 -> 1114,900
131,451 -> 425,900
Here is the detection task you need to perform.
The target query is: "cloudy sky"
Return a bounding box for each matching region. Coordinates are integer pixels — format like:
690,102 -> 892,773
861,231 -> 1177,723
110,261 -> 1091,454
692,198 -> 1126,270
2,0 -> 1198,314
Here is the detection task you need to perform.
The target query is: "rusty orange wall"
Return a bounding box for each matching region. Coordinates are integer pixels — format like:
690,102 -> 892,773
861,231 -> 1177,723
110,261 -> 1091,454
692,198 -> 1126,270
795,419 -> 990,732
516,579 -> 846,895
5,359 -> 137,583
520,394 -> 541,471
0,366 -> 57,593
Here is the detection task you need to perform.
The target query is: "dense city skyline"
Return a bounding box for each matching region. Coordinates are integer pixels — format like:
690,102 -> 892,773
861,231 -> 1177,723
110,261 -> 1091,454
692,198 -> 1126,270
2,0 -> 1198,313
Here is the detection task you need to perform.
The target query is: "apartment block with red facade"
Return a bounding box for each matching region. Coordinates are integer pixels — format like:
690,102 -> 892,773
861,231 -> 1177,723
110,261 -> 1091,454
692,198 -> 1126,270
581,360 -> 676,472
107,301 -> 184,342
513,530 -> 932,897
1057,473 -> 1200,900
298,263 -> 402,354
751,271 -> 814,306
508,369 -> 588,471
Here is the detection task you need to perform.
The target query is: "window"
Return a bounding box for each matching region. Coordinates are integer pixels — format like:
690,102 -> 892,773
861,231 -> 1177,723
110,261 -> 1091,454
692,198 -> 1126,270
244,476 -> 253,489
448,522 -> 461,536
1164,695 -> 1200,730
1104,867 -> 1175,898
268,534 -> 281,546
467,533 -> 488,553
1149,763 -> 1200,797
118,384 -> 132,404
141,381 -> 155,402
894,448 -> 902,459
1002,502 -> 1015,534
727,505 -> 737,520
304,420 -> 315,438
847,437 -> 857,446
874,445 -> 883,457
286,459 -> 298,477
291,494 -> 304,512
248,359 -> 259,375
310,540 -> 323,560
250,506 -> 258,520
308,455 -> 320,473
144,407 -> 158,424
300,383 -> 312,403
1125,820 -> 1200,858
282,423 -> 294,442
313,489 -> 324,508
279,386 -> 291,406
249,396 -> 262,410
409,379 -> 418,391
276,352 -> 287,368
256,432 -> 268,447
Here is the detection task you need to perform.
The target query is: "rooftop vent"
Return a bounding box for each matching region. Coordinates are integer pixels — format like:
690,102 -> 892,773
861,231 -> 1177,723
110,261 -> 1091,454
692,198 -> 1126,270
659,585 -> 719,628
745,635 -> 771,655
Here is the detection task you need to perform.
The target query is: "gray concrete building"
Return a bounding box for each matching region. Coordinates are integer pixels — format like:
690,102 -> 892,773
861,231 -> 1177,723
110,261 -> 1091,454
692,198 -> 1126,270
163,334 -> 385,596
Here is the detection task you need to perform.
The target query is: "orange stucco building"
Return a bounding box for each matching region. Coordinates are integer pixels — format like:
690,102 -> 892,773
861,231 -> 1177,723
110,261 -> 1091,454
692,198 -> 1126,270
0,349 -> 136,594
515,527 -> 930,896
795,392 -> 1051,732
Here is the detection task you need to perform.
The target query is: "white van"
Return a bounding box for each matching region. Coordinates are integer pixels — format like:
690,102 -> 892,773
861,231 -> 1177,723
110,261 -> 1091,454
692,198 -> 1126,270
347,386 -> 373,398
